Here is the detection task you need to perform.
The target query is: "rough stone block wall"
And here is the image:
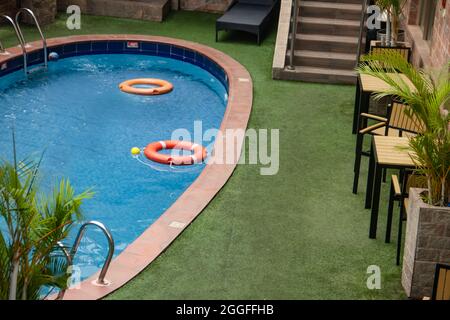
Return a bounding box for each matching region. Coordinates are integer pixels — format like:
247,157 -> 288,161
57,0 -> 88,12
57,0 -> 170,22
180,0 -> 232,13
14,0 -> 58,26
402,188 -> 450,299
0,0 -> 17,17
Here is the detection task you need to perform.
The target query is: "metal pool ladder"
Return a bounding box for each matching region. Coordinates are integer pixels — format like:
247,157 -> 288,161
0,14 -> 28,69
15,8 -> 48,74
56,221 -> 115,300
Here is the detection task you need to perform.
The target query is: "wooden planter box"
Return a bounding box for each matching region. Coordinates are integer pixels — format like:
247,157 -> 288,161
369,40 -> 412,62
402,188 -> 450,299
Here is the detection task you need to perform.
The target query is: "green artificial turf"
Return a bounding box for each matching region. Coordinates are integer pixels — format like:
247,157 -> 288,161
0,11 -> 406,299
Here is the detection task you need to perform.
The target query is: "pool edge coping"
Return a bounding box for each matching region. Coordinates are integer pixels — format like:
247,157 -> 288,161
1,34 -> 252,300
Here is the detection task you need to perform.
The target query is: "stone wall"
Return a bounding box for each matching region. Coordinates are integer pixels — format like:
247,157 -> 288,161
57,0 -> 171,22
402,188 -> 450,299
21,0 -> 57,25
0,0 -> 17,17
57,0 -> 231,14
180,0 -> 232,13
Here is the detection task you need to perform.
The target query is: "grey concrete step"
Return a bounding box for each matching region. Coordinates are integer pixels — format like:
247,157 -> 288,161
299,1 -> 362,20
279,65 -> 357,84
298,16 -> 361,37
292,33 -> 359,54
286,49 -> 357,70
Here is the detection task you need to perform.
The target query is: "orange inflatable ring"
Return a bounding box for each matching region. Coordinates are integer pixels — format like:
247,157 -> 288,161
119,78 -> 173,95
144,140 -> 207,165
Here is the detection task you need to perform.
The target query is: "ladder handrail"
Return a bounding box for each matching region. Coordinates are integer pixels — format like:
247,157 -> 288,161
55,241 -> 72,300
70,221 -> 115,286
15,8 -> 48,71
0,15 -> 28,70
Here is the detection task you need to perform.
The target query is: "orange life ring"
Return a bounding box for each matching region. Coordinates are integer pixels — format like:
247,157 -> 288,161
119,78 -> 173,95
144,140 -> 207,165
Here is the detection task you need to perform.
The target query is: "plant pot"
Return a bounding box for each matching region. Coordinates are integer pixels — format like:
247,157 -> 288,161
402,188 -> 450,299
377,29 -> 405,46
20,0 -> 57,26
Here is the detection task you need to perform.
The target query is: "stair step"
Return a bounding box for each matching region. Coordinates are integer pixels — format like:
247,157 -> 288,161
298,17 -> 361,37
286,49 -> 357,70
281,65 -> 357,84
293,34 -> 359,53
300,1 -> 362,20
304,0 -> 361,4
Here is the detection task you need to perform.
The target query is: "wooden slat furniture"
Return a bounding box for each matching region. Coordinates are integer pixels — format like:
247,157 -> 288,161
386,172 -> 425,265
432,264 -> 450,300
365,136 -> 416,239
352,73 -> 415,134
353,101 -> 422,194
369,40 -> 412,62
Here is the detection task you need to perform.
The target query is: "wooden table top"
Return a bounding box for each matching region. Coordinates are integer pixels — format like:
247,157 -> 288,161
373,136 -> 416,167
359,73 -> 416,93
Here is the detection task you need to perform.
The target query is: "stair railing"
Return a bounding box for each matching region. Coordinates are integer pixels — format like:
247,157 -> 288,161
287,0 -> 299,70
356,0 -> 371,68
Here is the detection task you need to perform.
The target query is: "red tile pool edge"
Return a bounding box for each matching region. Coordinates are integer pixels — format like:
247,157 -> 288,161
1,35 -> 252,300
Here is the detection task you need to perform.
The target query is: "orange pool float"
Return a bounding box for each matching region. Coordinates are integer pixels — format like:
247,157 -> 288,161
119,78 -> 173,95
144,140 -> 207,165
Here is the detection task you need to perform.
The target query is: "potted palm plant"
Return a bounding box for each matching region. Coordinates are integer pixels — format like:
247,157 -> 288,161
0,134 -> 93,300
358,52 -> 450,298
375,0 -> 406,46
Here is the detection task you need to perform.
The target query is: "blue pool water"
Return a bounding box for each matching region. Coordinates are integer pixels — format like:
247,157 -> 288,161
0,54 -> 227,280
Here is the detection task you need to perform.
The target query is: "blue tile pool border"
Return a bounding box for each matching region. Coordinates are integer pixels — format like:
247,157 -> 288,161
0,40 -> 229,90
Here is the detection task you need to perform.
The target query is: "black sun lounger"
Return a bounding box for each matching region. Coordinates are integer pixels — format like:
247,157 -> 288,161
216,0 -> 279,45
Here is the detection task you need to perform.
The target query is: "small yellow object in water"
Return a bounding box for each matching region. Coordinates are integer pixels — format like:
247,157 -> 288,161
131,147 -> 141,156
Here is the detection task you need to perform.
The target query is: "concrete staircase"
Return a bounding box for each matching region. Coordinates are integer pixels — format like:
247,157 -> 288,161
274,0 -> 363,84
57,0 -> 170,22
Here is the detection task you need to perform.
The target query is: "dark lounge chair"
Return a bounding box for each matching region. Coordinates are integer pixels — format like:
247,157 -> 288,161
216,0 -> 279,45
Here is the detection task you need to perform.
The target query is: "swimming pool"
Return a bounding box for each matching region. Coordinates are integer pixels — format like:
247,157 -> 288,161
0,35 -> 252,298
0,52 -> 227,279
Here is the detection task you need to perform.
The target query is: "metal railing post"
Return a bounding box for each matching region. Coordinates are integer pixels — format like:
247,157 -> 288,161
356,0 -> 370,68
287,0 -> 298,70
70,221 -> 115,286
15,8 -> 48,71
0,15 -> 27,73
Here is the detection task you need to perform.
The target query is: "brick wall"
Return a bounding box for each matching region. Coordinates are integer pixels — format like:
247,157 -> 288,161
404,0 -> 450,69
0,0 -> 17,17
404,0 -> 419,24
429,2 -> 450,69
